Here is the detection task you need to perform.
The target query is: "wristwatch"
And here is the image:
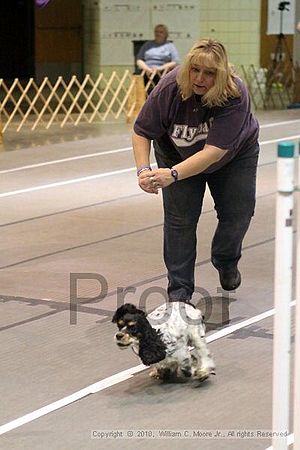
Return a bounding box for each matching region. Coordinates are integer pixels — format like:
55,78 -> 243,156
170,168 -> 178,182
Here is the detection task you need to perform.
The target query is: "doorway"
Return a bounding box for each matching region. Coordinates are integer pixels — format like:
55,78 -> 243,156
0,0 -> 35,81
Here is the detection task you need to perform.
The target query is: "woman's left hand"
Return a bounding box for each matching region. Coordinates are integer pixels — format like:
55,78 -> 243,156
144,168 -> 174,189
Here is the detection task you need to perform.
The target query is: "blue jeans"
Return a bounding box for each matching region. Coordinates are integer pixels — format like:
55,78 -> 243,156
154,141 -> 259,302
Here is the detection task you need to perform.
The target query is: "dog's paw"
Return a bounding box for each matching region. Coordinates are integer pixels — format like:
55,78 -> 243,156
149,368 -> 160,379
192,367 -> 211,382
149,367 -> 176,380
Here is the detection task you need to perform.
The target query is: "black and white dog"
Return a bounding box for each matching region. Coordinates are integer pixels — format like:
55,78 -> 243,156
112,302 -> 215,381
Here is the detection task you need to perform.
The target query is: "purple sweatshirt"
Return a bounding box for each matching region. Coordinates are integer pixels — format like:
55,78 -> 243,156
134,67 -> 259,173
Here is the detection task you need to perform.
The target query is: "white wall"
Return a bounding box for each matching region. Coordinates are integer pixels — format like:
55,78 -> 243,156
82,0 -> 262,76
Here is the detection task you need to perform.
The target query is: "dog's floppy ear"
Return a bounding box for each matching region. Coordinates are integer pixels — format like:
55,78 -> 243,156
139,340 -> 166,366
112,303 -> 146,323
137,320 -> 166,365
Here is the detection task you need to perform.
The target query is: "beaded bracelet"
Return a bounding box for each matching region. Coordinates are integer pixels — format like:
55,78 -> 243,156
137,166 -> 152,176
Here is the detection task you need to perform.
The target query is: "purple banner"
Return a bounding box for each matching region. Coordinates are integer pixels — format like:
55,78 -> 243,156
35,0 -> 51,7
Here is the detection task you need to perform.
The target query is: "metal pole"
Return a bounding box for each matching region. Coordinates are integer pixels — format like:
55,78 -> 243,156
272,142 -> 295,450
293,142 -> 300,450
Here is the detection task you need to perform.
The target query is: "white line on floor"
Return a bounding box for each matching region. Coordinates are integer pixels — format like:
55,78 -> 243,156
0,147 -> 133,175
0,121 -> 299,175
0,167 -> 136,199
260,119 -> 300,128
260,134 -> 300,146
0,134 -> 299,199
0,301 -> 295,436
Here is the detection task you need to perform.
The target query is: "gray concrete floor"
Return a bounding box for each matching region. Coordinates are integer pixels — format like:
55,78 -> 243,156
0,109 -> 299,450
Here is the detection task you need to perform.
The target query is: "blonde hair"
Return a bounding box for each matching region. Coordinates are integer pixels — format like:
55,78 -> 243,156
154,24 -> 169,38
176,38 -> 240,107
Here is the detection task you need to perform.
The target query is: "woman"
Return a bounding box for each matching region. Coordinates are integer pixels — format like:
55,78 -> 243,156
133,38 -> 259,302
136,24 -> 180,89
